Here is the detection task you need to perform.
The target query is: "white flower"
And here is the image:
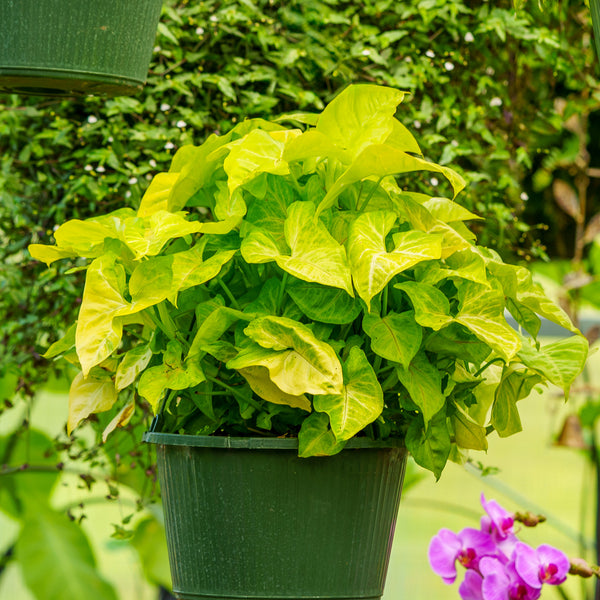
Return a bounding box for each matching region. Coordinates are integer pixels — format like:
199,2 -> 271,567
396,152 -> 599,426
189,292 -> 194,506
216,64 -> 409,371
87,115 -> 98,124
414,120 -> 422,129
146,174 -> 153,180
520,192 -> 529,201
430,177 -> 439,187
486,67 -> 495,76
160,103 -> 171,112
465,32 -> 475,43
107,136 -> 114,143
84,165 -> 93,172
404,56 -> 413,63
196,27 -> 205,35
176,120 -> 187,128
490,97 -> 503,108
426,50 -> 435,58
451,140 -> 459,147
96,165 -> 106,173
128,177 -> 138,185
153,46 -> 161,53
149,159 -> 157,168
125,190 -> 132,199
165,141 -> 175,150
209,15 -> 218,22
361,49 -> 371,56
444,62 -> 455,71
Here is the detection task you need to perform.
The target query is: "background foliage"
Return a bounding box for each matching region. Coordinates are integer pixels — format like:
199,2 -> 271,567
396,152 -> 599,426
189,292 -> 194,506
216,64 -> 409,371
1,0 -> 599,598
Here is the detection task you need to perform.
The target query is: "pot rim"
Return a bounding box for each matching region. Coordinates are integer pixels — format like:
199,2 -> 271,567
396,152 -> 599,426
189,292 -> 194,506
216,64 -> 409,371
143,431 -> 405,450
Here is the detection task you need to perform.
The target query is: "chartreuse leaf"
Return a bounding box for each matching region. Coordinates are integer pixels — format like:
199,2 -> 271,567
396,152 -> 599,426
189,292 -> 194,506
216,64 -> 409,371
313,346 -> 383,441
514,267 -> 578,334
28,243 -> 78,266
229,316 -> 343,395
121,210 -> 203,258
287,279 -> 361,324
102,399 -> 135,443
115,344 -> 153,391
348,210 -> 443,306
298,412 -> 346,457
491,368 -> 543,438
188,305 -> 251,358
280,201 -> 353,294
243,201 -> 354,295
517,335 -> 588,399
128,243 -> 236,311
395,281 -> 453,330
451,402 -> 488,451
138,341 -> 206,412
167,119 -> 286,212
68,371 -> 118,434
315,84 -> 406,157
385,118 -> 421,155
237,366 -> 311,411
405,407 -> 451,480
455,282 -> 521,361
137,172 -> 179,217
423,197 -> 483,223
317,144 -> 466,216
396,352 -> 445,426
43,323 -> 76,358
362,311 -> 422,367
76,254 -> 131,376
16,510 -> 118,600
223,128 -> 301,193
506,297 -> 541,338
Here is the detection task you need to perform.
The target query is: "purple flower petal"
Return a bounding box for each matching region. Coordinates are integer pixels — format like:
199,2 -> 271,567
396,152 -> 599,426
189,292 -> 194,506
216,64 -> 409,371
536,544 -> 570,585
514,542 -> 542,589
429,529 -> 462,584
481,493 -> 514,540
459,570 -> 484,600
480,557 -> 511,600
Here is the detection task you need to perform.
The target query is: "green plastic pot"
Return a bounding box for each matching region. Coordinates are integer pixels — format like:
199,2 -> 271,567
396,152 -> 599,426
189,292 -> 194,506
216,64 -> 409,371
592,0 -> 600,63
0,0 -> 162,97
144,433 -> 408,600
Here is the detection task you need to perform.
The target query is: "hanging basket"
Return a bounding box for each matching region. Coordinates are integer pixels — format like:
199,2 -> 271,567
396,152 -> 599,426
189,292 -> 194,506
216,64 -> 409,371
144,433 -> 408,600
0,0 -> 162,97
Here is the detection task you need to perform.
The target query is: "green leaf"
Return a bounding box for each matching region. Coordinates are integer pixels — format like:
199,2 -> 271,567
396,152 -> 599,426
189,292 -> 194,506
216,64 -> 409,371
517,335 -> 588,398
237,365 -> 311,411
506,297 -> 541,338
491,368 -> 542,438
451,403 -> 488,451
395,281 -> 453,330
362,311 -> 422,367
42,323 -> 76,358
130,517 -> 171,589
115,344 -> 153,391
286,279 -> 361,324
68,370 -> 118,434
313,346 -> 383,441
425,324 -> 492,364
298,412 -> 346,457
455,282 -> 521,361
229,316 -> 343,395
405,408 -> 451,480
16,510 -> 118,600
348,210 -> 443,306
396,352 -> 445,426
76,254 -> 130,376
138,341 -> 206,412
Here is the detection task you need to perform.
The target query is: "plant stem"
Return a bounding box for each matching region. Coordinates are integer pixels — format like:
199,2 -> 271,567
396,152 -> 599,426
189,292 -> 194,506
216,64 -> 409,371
205,375 -> 262,410
218,277 -> 241,310
276,272 -> 289,315
356,176 -> 384,213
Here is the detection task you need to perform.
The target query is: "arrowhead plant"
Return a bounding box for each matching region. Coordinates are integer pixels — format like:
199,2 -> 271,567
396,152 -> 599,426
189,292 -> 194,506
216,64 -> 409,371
29,84 -> 589,478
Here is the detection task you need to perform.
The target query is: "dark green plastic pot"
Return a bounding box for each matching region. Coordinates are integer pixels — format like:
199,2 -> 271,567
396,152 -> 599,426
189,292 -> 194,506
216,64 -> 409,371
592,0 -> 600,63
0,0 -> 162,97
144,433 -> 408,600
